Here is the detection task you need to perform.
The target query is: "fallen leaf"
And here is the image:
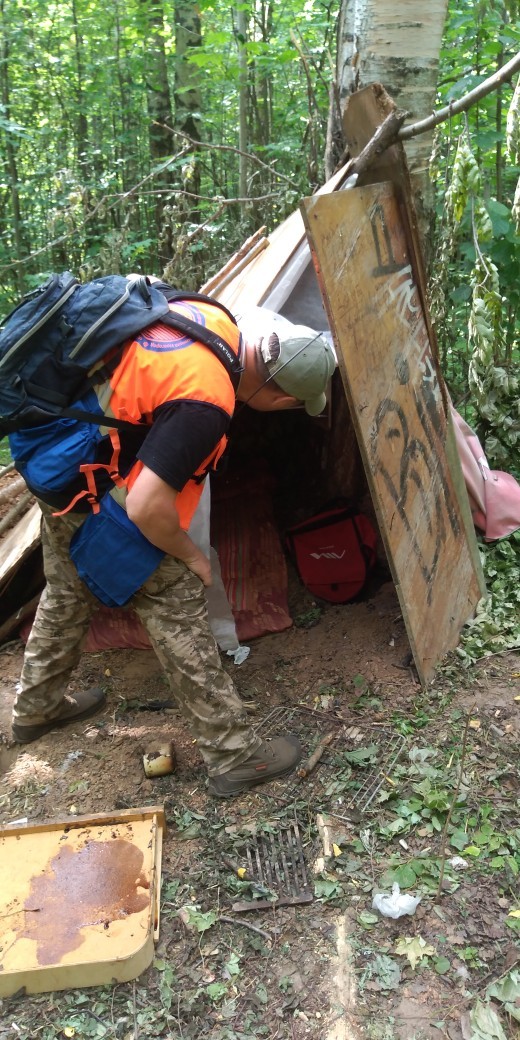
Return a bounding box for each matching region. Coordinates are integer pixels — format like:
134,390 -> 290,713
469,999 -> 507,1039
394,935 -> 436,970
332,843 -> 342,857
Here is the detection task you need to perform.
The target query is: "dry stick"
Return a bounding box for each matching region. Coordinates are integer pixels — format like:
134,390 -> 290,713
475,646 -> 520,662
435,715 -> 471,900
335,109 -> 409,179
162,124 -> 302,190
0,461 -> 15,479
0,490 -> 33,537
298,731 -> 336,779
132,979 -> 139,1040
220,914 -> 272,941
200,226 -> 267,294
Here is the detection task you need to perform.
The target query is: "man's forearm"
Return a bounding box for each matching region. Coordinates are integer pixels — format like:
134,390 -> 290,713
125,467 -> 212,585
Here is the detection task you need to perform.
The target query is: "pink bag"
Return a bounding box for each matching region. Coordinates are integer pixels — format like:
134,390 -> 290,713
451,404 -> 520,542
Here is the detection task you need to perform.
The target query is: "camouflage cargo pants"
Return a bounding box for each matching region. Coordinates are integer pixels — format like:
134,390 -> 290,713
12,504 -> 260,775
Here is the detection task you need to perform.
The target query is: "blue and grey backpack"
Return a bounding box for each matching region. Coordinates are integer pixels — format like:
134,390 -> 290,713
0,272 -> 242,605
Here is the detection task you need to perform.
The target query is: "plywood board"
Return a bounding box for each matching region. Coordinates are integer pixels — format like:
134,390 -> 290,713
302,186 -> 483,684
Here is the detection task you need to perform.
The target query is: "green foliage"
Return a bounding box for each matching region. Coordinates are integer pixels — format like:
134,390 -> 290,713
458,531 -> 520,663
0,0 -> 334,309
430,1 -> 520,661
432,3 -> 520,468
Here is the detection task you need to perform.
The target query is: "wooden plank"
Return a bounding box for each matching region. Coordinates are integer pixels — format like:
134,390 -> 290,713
213,159 -> 353,311
301,186 -> 483,684
341,83 -> 436,364
341,83 -> 486,603
0,502 -> 40,586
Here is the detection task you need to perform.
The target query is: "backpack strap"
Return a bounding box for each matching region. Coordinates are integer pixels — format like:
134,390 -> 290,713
159,310 -> 243,390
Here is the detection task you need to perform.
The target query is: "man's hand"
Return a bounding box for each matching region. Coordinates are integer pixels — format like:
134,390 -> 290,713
125,466 -> 213,586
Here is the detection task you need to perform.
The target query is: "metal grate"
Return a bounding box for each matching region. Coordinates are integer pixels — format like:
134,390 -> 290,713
340,728 -> 406,811
257,706 -> 406,813
231,821 -> 313,912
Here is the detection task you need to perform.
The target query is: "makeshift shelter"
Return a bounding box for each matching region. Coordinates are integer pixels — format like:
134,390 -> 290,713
0,85 -> 487,685
204,84 -> 486,684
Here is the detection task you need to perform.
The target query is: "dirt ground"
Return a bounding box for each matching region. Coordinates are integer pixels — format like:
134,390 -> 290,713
0,564 -> 519,1040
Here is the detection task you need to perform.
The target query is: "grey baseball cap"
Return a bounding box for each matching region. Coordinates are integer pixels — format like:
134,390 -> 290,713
261,324 -> 336,415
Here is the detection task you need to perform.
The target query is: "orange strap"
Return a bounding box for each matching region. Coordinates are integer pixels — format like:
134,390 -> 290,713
53,429 -> 124,517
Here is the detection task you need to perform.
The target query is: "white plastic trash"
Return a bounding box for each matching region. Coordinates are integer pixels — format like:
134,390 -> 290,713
372,882 -> 421,919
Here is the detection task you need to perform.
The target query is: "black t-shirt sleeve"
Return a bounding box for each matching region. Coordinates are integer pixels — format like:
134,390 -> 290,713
137,400 -> 230,491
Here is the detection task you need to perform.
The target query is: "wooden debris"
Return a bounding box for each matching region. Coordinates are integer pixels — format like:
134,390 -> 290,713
200,227 -> 268,295
298,731 -> 335,778
0,490 -> 33,538
0,476 -> 27,508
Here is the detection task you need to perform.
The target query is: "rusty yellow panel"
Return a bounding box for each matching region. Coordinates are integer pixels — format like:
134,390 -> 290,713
0,806 -> 166,996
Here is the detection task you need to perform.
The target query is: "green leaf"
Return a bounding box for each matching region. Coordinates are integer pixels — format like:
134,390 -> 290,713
486,199 -> 513,237
434,956 -> 451,975
392,864 -> 418,889
450,829 -> 469,851
372,954 -> 401,990
344,744 -> 378,765
487,969 -> 520,1007
357,910 -> 379,928
462,845 -> 482,857
183,906 -> 217,932
206,981 -> 228,1002
469,1000 -> 508,1040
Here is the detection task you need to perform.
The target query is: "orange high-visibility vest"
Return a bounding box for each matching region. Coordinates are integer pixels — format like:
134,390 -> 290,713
74,299 -> 241,528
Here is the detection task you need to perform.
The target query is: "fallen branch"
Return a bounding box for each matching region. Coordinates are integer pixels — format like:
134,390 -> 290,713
220,914 -> 272,941
298,731 -> 335,778
0,490 -> 33,537
336,108 -> 409,179
0,476 -> 27,507
435,715 -> 471,900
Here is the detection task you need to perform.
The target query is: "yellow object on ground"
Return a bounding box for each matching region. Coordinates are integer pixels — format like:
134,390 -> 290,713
0,806 -> 165,996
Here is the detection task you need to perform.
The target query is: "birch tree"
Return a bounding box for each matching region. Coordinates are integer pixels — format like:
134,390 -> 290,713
331,0 -> 449,209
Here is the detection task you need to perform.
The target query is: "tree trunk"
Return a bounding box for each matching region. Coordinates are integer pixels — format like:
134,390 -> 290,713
236,5 -> 249,203
71,0 -> 89,169
332,0 -> 448,220
0,0 -> 25,290
141,0 -> 175,264
174,0 -> 202,193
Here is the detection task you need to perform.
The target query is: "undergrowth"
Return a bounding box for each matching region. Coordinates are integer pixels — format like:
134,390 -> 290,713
458,531 -> 520,665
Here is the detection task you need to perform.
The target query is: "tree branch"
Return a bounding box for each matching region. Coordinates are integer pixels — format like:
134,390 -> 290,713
399,50 -> 520,141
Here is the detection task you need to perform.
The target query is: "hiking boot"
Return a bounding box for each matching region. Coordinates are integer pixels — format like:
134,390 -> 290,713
208,735 -> 302,798
12,687 -> 107,744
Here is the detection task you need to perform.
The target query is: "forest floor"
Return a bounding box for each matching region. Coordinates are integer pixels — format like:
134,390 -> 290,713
0,567 -> 519,1040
